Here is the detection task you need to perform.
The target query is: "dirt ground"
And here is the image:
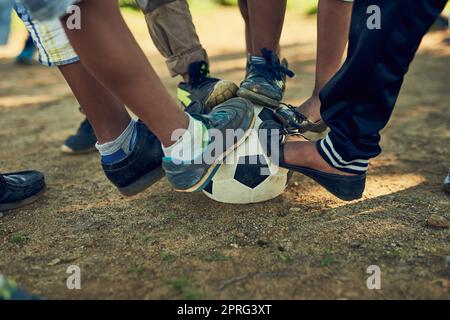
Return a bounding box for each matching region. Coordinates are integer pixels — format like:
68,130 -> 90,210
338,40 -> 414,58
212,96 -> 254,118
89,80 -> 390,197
0,8 -> 449,300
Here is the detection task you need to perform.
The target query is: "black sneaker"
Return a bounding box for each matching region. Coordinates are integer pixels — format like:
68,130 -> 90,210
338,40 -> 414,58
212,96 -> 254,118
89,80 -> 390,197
0,171 -> 46,212
238,49 -> 294,108
61,118 -> 97,154
163,97 -> 256,192
444,170 -> 450,194
177,61 -> 238,110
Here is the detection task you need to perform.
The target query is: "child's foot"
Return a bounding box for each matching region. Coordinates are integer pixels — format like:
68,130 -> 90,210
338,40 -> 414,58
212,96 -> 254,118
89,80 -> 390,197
259,120 -> 365,201
101,120 -> 165,197
0,171 -> 46,212
61,118 -> 97,154
237,49 -> 294,108
275,96 -> 327,134
444,170 -> 450,194
177,61 -> 238,110
163,97 -> 256,192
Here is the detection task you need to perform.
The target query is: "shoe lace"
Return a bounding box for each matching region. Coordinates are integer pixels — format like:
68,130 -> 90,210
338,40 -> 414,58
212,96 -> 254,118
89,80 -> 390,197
250,48 -> 295,81
279,102 -> 307,122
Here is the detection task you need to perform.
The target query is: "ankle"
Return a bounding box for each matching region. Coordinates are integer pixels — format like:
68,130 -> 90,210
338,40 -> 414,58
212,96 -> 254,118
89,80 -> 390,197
297,96 -> 322,122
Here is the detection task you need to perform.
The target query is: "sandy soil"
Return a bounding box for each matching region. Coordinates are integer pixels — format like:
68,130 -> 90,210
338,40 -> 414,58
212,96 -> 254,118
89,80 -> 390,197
0,8 -> 449,299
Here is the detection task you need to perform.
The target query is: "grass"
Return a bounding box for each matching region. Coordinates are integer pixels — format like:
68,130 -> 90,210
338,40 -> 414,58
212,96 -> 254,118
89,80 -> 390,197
161,252 -> 176,263
10,232 -> 28,245
128,265 -> 145,275
279,253 -> 294,264
320,248 -> 336,266
168,276 -> 204,300
203,252 -> 230,262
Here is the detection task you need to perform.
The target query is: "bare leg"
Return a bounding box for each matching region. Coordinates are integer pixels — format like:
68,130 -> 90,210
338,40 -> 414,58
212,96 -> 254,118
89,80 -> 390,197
238,0 -> 252,55
297,0 -> 352,122
246,0 -> 287,55
58,62 -> 131,144
62,0 -> 188,147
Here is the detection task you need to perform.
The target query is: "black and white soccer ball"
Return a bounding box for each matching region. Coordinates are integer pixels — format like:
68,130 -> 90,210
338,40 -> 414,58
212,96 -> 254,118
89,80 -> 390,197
202,106 -> 291,204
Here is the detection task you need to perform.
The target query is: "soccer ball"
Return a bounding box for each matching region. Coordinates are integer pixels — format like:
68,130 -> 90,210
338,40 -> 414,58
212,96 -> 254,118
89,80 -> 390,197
202,106 -> 291,204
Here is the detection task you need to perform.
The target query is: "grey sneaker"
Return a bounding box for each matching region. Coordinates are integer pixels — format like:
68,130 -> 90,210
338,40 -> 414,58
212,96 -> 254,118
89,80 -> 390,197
163,97 -> 256,192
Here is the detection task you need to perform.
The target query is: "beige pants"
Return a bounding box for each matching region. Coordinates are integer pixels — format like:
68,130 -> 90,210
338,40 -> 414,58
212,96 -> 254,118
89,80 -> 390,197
139,0 -> 208,77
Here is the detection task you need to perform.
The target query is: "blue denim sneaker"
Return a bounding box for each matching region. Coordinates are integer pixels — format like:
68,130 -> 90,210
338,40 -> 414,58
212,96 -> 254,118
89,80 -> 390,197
163,97 -> 256,192
102,120 -> 165,197
238,49 -> 294,108
101,101 -> 212,196
61,118 -> 97,154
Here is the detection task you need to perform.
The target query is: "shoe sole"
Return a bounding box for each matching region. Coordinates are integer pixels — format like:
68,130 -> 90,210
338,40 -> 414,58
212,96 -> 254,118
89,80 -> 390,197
61,145 -> 97,155
175,112 -> 257,193
281,164 -> 365,201
237,87 -> 280,108
0,187 -> 46,212
118,166 -> 165,197
298,168 -> 364,201
205,80 -> 239,109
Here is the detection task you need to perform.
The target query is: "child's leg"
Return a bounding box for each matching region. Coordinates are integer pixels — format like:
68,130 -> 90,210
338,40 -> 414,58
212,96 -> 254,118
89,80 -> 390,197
140,0 -> 238,109
297,0 -> 353,124
140,0 -> 207,81
274,0 -> 353,133
238,0 -> 252,55
58,62 -> 131,144
246,0 -> 286,56
61,0 -> 188,148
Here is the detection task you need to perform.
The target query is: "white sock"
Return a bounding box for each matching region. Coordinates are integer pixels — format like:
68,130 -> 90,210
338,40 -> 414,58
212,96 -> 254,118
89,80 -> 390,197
96,119 -> 137,164
163,115 -> 209,162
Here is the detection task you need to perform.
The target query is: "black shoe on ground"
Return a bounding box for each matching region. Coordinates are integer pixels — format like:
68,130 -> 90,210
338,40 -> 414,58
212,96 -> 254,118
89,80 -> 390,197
177,61 -> 238,110
61,118 -> 97,154
238,48 -> 294,108
0,171 -> 46,212
444,170 -> 450,194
